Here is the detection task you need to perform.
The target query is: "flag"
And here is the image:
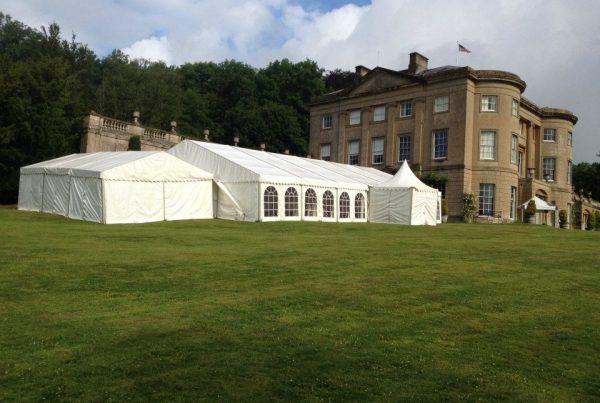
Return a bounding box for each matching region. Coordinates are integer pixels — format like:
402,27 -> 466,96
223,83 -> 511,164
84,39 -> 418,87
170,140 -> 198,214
458,43 -> 471,53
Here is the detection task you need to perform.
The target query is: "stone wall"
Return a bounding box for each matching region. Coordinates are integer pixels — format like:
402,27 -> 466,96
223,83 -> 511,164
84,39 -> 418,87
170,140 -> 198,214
81,112 -> 185,153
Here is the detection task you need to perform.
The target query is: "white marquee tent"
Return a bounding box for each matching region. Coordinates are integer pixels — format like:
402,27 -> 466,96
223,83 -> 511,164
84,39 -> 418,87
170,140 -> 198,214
520,196 -> 556,225
168,140 -> 391,222
369,161 -> 441,225
18,151 -> 214,224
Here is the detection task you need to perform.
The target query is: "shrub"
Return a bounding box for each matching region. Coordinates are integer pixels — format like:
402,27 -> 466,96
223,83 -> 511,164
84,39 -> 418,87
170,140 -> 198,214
441,198 -> 448,216
128,135 -> 141,151
587,212 -> 596,230
462,193 -> 476,223
525,200 -> 537,216
595,211 -> 600,230
559,209 -> 567,224
572,205 -> 581,228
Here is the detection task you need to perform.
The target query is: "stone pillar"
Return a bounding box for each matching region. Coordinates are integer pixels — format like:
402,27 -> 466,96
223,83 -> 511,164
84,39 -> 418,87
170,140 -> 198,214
337,112 -> 347,164
412,98 -> 426,173
360,108 -> 371,166
535,125 -> 541,180
526,122 -> 535,178
385,103 -> 397,167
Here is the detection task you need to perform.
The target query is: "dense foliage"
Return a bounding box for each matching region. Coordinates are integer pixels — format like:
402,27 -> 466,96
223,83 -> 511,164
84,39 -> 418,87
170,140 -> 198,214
127,135 -> 141,151
572,162 -> 600,201
0,14 -> 328,203
0,14 -> 98,203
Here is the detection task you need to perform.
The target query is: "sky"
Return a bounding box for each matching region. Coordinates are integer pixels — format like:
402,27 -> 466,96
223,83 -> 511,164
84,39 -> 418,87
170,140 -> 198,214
2,0 -> 599,162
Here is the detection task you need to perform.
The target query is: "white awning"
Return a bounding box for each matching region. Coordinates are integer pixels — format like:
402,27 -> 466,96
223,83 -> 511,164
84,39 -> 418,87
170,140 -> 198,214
521,196 -> 556,211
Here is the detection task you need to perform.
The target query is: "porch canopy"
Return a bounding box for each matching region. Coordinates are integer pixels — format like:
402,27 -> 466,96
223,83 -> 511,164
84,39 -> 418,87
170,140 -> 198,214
520,196 -> 556,211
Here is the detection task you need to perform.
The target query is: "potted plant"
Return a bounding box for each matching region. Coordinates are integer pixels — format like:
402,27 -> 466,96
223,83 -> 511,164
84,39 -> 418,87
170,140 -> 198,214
441,198 -> 448,223
525,199 -> 537,223
559,209 -> 568,229
462,193 -> 476,223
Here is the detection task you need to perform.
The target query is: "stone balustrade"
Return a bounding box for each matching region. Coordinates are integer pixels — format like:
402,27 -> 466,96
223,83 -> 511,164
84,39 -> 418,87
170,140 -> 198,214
143,128 -> 168,141
101,118 -> 128,132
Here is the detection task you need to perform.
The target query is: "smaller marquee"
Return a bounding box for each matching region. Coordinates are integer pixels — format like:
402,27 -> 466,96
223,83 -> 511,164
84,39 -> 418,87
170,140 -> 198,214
18,151 -> 214,224
369,161 -> 441,225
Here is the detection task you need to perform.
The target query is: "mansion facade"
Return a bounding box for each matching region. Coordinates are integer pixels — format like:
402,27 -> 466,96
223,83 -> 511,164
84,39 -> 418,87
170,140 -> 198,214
309,52 -> 582,223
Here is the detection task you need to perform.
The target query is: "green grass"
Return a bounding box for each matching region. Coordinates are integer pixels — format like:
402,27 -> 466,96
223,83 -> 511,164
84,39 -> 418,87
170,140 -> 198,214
1,206 -> 599,402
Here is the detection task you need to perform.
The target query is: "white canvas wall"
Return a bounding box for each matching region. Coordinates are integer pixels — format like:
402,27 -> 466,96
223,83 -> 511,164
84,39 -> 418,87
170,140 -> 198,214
368,161 -> 440,225
68,177 -> 103,223
164,181 -> 213,222
168,141 -> 378,223
369,188 -> 413,224
41,174 -> 71,216
18,152 -> 214,224
17,174 -> 44,212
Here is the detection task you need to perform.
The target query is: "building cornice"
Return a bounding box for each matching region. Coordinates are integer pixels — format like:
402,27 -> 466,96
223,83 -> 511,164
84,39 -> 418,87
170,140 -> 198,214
520,98 -> 578,124
469,69 -> 526,93
311,67 -> 527,106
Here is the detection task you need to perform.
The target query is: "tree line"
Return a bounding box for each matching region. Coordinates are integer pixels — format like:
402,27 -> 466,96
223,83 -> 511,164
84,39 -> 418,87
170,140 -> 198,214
0,13 -> 343,203
0,13 -> 597,204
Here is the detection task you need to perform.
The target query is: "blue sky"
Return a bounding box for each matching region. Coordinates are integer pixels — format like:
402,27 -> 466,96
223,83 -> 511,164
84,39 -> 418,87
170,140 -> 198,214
2,0 -> 599,162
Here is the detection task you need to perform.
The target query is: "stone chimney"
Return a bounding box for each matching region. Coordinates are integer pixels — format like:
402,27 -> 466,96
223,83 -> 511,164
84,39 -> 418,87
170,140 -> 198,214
354,65 -> 370,84
408,52 -> 428,74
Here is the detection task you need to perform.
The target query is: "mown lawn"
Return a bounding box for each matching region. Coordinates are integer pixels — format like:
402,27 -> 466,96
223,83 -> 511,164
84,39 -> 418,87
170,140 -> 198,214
0,206 -> 599,402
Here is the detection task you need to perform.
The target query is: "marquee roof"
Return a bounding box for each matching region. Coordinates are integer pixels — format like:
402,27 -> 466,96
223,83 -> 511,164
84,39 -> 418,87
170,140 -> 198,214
21,151 -> 213,181
372,160 -> 438,193
169,140 -> 392,189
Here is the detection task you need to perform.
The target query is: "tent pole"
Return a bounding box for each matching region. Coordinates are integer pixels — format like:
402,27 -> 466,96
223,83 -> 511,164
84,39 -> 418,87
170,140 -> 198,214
101,179 -> 106,224
40,174 -> 46,212
66,175 -> 71,218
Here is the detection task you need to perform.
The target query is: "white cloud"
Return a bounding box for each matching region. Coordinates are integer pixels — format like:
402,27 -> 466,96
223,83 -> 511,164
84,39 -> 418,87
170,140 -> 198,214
122,36 -> 171,63
2,0 -> 599,160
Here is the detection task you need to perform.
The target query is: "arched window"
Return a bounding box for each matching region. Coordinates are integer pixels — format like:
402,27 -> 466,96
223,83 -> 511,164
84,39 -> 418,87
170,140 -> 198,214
285,187 -> 298,217
305,188 -> 317,217
355,193 -> 365,219
339,192 -> 350,218
263,186 -> 278,217
323,190 -> 335,218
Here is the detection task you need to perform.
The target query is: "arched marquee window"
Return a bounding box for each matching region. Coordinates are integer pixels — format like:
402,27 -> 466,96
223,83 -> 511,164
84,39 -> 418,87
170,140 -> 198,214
355,193 -> 365,219
339,192 -> 350,218
305,188 -> 317,217
263,186 -> 278,217
285,187 -> 299,217
323,190 -> 335,218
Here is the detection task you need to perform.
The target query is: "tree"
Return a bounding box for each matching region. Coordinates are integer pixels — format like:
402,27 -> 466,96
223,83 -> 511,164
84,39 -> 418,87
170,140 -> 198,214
96,52 -> 182,130
128,135 -> 141,151
258,59 -> 326,154
572,162 -> 600,201
324,69 -> 355,91
0,14 -> 97,203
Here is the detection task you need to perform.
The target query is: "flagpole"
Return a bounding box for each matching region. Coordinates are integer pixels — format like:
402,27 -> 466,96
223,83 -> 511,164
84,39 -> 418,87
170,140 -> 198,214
456,41 -> 459,65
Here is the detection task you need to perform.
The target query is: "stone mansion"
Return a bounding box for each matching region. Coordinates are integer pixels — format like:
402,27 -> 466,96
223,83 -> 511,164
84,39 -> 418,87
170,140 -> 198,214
309,52 -> 582,223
